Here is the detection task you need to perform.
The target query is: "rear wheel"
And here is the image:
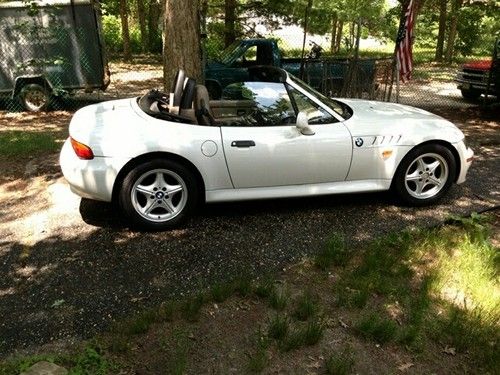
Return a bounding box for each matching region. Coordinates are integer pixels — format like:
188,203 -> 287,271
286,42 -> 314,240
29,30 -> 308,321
393,144 -> 456,206
119,159 -> 199,230
19,83 -> 51,112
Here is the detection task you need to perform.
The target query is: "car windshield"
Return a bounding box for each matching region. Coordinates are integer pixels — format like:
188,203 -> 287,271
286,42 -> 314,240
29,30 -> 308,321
289,74 -> 353,120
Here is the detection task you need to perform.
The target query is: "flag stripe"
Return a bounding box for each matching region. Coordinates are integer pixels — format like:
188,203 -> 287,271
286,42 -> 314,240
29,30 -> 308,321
396,0 -> 415,83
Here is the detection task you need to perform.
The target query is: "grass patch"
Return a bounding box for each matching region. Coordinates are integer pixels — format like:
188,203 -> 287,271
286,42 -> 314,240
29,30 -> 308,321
267,315 -> 289,341
70,345 -> 115,375
181,293 -> 205,322
246,332 -> 270,373
106,334 -> 130,354
0,345 -> 115,375
254,277 -> 275,299
233,276 -> 252,297
0,355 -> 59,375
293,291 -> 319,321
281,319 -> 325,351
0,131 -> 60,157
334,213 -> 499,371
157,300 -> 176,322
268,287 -> 288,311
314,233 -> 350,270
122,309 -> 158,335
325,347 -> 355,375
163,328 -> 190,375
211,282 -> 234,303
355,314 -> 398,344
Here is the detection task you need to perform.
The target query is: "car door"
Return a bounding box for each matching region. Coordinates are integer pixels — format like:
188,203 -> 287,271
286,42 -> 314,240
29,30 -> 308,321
220,82 -> 352,189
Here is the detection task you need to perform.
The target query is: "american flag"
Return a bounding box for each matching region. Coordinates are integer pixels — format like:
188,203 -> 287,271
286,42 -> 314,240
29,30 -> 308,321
396,0 -> 415,82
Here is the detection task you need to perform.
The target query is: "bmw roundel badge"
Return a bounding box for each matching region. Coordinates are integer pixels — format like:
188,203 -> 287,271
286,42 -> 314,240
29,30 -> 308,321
355,138 -> 364,147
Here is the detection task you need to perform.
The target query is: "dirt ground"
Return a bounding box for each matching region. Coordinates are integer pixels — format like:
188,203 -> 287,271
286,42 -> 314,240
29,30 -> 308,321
0,94 -> 498,367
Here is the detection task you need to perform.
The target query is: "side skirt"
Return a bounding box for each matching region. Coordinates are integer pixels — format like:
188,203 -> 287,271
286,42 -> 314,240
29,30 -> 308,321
205,179 -> 392,203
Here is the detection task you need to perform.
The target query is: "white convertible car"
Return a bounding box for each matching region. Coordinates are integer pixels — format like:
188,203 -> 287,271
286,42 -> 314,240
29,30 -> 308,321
60,66 -> 474,230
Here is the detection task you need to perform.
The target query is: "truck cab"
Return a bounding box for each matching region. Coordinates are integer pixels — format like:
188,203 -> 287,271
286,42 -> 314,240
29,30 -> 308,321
205,39 -> 282,98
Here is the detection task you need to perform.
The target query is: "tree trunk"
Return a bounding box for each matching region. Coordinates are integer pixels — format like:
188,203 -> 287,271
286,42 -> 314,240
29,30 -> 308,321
444,0 -> 463,63
335,20 -> 343,52
224,0 -> 237,48
348,21 -> 355,51
147,0 -> 162,53
435,0 -> 447,61
163,0 -> 202,90
119,0 -> 131,59
137,0 -> 148,53
330,12 -> 338,54
414,0 -> 427,15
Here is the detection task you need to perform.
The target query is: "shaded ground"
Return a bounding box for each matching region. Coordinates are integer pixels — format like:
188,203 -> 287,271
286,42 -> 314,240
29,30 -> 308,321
0,96 -> 498,363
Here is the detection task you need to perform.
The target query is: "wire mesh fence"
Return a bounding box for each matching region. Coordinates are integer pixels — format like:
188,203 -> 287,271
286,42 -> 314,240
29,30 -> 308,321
0,1 -> 498,114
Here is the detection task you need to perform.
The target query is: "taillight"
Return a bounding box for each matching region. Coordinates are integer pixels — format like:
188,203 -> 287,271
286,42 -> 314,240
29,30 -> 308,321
70,137 -> 94,160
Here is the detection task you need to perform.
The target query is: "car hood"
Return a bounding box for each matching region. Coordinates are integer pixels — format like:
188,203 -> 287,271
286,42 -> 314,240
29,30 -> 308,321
340,99 -> 465,144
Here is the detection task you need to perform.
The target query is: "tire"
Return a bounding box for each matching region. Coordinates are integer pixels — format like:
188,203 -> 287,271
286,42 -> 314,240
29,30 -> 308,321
393,144 -> 456,206
460,88 -> 481,100
19,83 -> 51,112
119,159 -> 199,230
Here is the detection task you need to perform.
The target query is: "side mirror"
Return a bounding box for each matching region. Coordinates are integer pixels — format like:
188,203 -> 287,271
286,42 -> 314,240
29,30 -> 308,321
296,112 -> 315,136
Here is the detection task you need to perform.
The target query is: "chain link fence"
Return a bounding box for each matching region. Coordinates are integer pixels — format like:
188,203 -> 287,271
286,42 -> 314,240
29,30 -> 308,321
0,2 -> 498,114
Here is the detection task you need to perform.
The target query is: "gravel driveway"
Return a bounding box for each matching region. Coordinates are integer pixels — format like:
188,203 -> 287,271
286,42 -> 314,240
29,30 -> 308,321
0,106 -> 498,359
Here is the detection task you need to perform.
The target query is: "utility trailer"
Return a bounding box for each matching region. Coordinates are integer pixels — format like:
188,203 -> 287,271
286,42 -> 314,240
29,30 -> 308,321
0,0 -> 109,111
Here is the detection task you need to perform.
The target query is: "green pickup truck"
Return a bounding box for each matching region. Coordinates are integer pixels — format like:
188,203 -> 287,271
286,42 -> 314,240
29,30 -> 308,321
205,39 -> 377,99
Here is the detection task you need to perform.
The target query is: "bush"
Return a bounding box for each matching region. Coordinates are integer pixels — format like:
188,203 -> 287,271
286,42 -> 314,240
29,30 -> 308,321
102,15 -> 122,54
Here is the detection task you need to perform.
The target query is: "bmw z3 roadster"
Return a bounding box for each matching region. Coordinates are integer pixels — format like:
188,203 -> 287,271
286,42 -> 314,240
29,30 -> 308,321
60,66 -> 474,230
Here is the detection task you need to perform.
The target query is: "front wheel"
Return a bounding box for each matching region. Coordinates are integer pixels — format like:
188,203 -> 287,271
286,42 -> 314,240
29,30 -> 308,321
119,159 -> 199,230
393,144 -> 456,206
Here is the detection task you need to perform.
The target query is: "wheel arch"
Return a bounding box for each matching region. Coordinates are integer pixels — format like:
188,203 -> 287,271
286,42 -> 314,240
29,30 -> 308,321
393,139 -> 461,187
112,152 -> 206,204
13,76 -> 53,98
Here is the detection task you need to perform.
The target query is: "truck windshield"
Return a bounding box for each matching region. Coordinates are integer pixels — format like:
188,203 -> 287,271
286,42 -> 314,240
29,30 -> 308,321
221,42 -> 247,65
289,74 -> 353,120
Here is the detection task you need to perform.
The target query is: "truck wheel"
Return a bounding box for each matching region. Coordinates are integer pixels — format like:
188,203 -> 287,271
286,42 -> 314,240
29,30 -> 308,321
460,88 -> 481,100
19,84 -> 51,112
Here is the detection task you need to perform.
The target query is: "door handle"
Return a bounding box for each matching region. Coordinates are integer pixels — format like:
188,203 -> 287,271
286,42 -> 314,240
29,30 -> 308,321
231,140 -> 256,148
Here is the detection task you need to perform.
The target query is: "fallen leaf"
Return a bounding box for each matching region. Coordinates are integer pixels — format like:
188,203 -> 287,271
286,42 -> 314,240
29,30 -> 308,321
339,318 -> 349,328
51,299 -> 65,308
130,296 -> 146,302
398,363 -> 414,371
443,346 -> 456,355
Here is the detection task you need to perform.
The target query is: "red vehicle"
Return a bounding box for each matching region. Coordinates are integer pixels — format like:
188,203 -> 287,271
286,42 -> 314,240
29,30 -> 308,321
455,37 -> 499,100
